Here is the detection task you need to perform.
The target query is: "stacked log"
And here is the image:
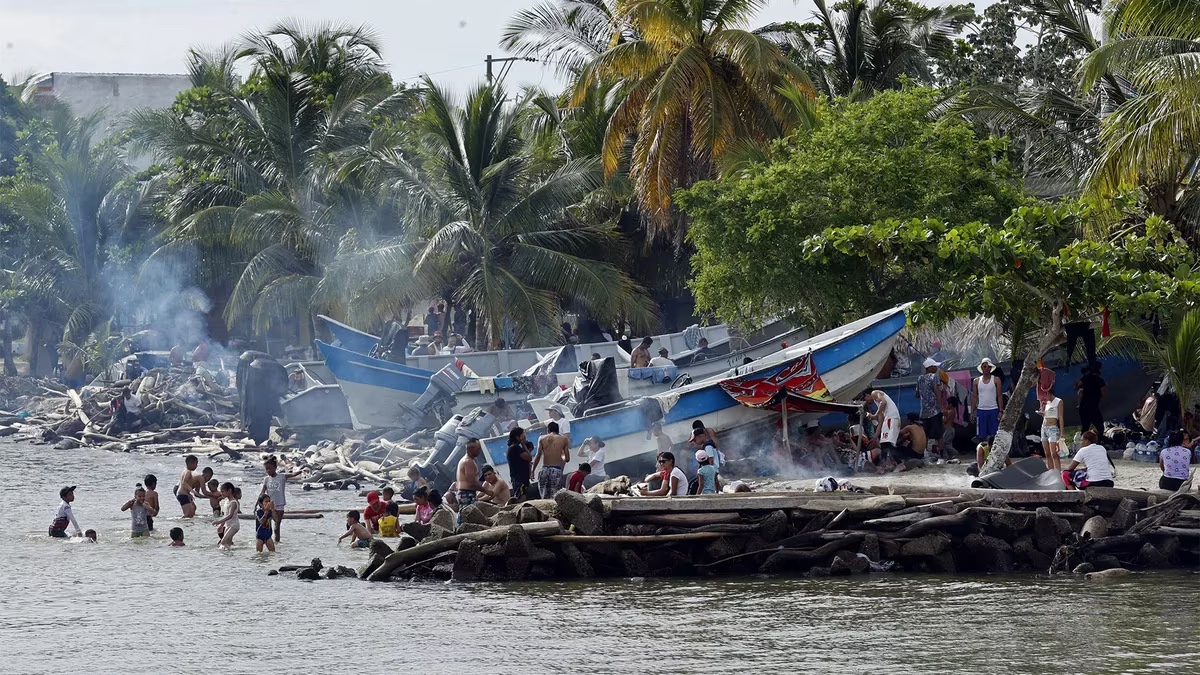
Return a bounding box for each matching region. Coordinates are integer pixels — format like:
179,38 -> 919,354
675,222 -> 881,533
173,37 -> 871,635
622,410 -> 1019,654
357,488 -> 1200,583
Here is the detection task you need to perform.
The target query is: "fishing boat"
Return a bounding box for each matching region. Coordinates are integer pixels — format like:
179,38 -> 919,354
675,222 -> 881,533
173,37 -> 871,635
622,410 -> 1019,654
480,305 -> 909,480
316,314 -> 733,376
315,341 -> 438,428
451,325 -> 809,412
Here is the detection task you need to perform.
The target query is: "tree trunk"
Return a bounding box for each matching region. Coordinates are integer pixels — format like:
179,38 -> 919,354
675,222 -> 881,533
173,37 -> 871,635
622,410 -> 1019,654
1,311 -> 15,376
25,316 -> 42,378
982,302 -> 1066,473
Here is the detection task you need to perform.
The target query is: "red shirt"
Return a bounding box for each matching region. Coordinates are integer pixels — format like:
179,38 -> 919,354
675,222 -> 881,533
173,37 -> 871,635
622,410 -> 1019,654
363,501 -> 387,525
567,471 -> 587,493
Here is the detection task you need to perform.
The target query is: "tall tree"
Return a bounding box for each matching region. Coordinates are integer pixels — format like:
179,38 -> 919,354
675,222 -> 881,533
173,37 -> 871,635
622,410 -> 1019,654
325,79 -> 657,348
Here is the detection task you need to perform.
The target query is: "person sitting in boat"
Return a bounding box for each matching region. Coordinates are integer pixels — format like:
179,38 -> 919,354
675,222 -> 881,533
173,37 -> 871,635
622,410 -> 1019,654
642,452 -> 688,497
630,337 -> 653,368
649,348 -> 674,367
693,338 -> 713,362
425,334 -> 444,356
445,333 -> 473,354
1062,430 -> 1116,489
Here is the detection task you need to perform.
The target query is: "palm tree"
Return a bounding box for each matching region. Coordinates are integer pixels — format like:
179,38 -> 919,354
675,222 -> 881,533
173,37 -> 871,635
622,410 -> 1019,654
0,106 -> 133,375
763,0 -> 973,101
572,0 -> 812,237
502,0 -> 625,77
1080,0 -> 1200,227
128,21 -> 403,339
325,78 -> 657,349
1104,310 -> 1200,414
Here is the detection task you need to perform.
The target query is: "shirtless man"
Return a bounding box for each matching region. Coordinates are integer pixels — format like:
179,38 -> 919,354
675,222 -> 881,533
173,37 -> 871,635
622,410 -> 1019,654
630,337 -> 653,369
479,465 -> 511,505
532,421 -> 570,497
175,455 -> 200,518
896,413 -> 928,472
455,439 -> 493,522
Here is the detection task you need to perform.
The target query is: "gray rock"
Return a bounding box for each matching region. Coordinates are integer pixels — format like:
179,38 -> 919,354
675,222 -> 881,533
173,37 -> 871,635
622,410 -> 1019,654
425,524 -> 452,542
1109,498 -> 1138,533
1080,515 -> 1109,541
310,558 -> 323,571
491,509 -> 520,527
458,504 -> 491,527
964,533 -> 1015,573
1091,554 -> 1121,571
530,564 -> 556,580
758,510 -> 790,542
830,551 -> 870,576
1072,562 -> 1095,575
518,505 -> 547,524
430,507 -> 456,533
529,546 -> 558,565
988,511 -> 1031,540
369,539 -> 394,558
322,567 -> 342,579
430,562 -> 454,580
900,533 -> 951,559
296,567 -> 320,581
481,543 -> 506,558
401,522 -> 430,541
566,504 -> 605,535
396,534 -> 417,551
585,493 -> 606,514
1012,536 -> 1052,572
703,535 -> 744,561
455,522 -> 490,535
859,533 -> 881,562
554,489 -> 589,520
452,539 -> 485,582
809,566 -> 831,577
0,425 -> 18,437
616,524 -> 657,537
559,542 -> 594,578
1034,507 -> 1065,555
1137,542 -> 1168,569
267,569 -> 279,576
620,549 -> 648,577
53,438 -> 79,450
473,501 -> 501,519
505,525 -> 533,559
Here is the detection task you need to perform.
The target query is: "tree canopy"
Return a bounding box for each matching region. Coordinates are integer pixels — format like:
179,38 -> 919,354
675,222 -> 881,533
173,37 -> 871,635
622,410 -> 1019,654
679,87 -> 1024,331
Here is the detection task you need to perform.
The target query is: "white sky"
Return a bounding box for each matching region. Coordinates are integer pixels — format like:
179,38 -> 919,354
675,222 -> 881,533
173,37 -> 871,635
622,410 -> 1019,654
0,0 -> 994,93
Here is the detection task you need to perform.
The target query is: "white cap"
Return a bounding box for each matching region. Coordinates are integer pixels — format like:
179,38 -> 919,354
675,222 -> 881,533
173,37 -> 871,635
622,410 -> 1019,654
694,449 -> 709,463
923,357 -> 941,369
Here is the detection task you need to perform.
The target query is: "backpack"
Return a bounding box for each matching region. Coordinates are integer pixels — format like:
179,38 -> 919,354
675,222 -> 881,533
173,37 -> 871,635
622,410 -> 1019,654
687,476 -> 700,495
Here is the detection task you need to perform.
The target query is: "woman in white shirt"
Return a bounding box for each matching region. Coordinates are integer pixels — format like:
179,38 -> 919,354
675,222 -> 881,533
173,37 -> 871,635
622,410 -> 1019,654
642,452 -> 688,497
1040,396 -> 1065,470
1063,430 -> 1115,489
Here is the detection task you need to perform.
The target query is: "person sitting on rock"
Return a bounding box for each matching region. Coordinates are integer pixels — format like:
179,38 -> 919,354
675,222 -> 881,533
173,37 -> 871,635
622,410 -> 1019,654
567,462 -> 591,493
642,452 -> 688,497
413,487 -> 433,525
479,464 -> 511,505
1062,430 -> 1116,489
1158,429 -> 1192,492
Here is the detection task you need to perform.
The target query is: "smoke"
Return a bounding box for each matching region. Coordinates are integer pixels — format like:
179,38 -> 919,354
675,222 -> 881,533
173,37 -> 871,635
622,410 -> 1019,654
124,251 -> 212,351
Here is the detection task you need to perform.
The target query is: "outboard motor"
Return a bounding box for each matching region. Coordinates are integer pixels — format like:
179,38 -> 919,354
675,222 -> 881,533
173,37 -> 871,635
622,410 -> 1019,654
416,408 -> 494,493
395,362 -> 470,431
242,356 -> 288,445
236,350 -> 272,409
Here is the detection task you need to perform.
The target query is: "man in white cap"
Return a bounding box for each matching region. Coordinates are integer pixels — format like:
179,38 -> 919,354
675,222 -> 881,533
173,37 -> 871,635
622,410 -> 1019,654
972,358 -> 1004,440
915,357 -> 945,461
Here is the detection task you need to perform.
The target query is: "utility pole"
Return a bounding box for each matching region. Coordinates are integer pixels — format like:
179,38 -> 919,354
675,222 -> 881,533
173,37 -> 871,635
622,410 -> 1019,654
485,54 -> 536,84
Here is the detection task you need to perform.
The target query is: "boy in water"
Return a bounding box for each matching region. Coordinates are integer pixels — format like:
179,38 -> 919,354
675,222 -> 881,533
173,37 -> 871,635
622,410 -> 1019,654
84,529 -> 97,543
337,510 -> 372,549
175,455 -> 200,518
121,484 -> 157,538
169,527 -> 185,547
203,478 -> 222,515
49,486 -> 83,538
142,474 -> 160,532
259,456 -> 303,543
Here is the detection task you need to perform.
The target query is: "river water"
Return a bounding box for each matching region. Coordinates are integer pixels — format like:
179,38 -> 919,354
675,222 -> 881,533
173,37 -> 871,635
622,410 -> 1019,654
2,439 -> 1198,675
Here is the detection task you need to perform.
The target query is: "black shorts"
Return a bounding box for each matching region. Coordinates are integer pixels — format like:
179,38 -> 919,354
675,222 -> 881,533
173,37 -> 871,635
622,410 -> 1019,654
147,515 -> 155,531
1159,476 -> 1186,491
176,493 -> 193,506
921,415 -> 944,444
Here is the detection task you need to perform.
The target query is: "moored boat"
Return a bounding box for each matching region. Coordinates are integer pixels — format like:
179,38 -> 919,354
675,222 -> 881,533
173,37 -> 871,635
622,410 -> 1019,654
316,341 -> 438,428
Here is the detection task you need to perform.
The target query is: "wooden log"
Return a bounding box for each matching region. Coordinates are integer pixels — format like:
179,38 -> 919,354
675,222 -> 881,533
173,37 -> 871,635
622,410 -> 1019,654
1089,533 -> 1143,553
608,494 -> 903,515
545,532 -> 725,543
366,521 -> 561,581
1151,526 -> 1200,538
759,533 -> 866,572
860,512 -> 933,528
633,513 -> 742,526
238,512 -> 323,520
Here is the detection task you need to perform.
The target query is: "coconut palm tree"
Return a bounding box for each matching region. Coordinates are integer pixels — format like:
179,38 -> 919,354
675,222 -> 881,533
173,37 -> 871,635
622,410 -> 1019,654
762,0 -> 973,101
127,22 -> 404,339
1080,0 -> 1200,227
1104,310 -> 1200,414
572,0 -> 812,238
502,0 -> 625,77
325,78 -> 657,349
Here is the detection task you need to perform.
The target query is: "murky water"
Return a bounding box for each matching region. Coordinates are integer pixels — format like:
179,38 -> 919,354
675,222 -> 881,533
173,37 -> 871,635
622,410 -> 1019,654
1,440 -> 1198,675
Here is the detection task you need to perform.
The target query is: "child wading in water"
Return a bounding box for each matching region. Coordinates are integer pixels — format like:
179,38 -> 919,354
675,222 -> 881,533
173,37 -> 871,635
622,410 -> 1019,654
337,510 -> 373,549
212,482 -> 241,549
169,527 -> 185,547
255,494 -> 276,552
121,484 -> 157,538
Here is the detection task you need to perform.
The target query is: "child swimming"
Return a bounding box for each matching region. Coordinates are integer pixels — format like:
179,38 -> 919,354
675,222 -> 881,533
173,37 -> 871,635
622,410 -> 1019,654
169,527 -> 185,547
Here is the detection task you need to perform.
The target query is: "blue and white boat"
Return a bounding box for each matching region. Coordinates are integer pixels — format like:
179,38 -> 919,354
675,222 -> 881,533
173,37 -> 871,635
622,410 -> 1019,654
319,315 -> 382,356
316,341 -> 438,428
481,305 -> 909,480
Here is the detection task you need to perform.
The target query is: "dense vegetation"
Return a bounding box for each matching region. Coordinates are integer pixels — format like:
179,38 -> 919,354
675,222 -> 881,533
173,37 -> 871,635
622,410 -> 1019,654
1,0 -> 1198,374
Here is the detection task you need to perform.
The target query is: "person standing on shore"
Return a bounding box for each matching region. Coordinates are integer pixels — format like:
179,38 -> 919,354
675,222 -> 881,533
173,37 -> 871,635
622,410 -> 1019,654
259,456 -> 302,543
506,427 -> 533,501
870,390 -> 902,463
121,485 -> 156,538
1075,363 -> 1107,436
49,486 -> 83,538
915,358 -> 945,458
532,422 -> 570,498
175,455 -> 200,518
1041,395 -> 1065,471
455,439 -> 493,522
653,422 -> 673,457
972,359 -> 1004,441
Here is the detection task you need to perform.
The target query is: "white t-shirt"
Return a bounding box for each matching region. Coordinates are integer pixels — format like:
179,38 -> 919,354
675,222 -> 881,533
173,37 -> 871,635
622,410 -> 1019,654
1042,398 -> 1061,423
649,356 -> 675,367
876,393 -> 901,445
669,466 -> 688,496
588,447 -> 606,477
549,417 -> 570,436
262,473 -> 288,507
125,394 -> 142,414
1073,444 -> 1114,482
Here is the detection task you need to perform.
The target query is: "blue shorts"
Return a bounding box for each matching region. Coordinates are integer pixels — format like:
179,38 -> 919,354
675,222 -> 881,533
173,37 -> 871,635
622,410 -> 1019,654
976,408 -> 1000,439
256,527 -> 272,542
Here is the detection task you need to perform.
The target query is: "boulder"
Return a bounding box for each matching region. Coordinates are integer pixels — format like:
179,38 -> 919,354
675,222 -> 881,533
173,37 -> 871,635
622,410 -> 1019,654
0,425 -> 18,437
53,438 -> 79,450
505,524 -> 534,581
529,547 -> 558,565
1091,554 -> 1122,571
1137,543 -> 1168,569
559,542 -> 595,578
859,534 -> 881,562
296,567 -> 320,581
481,543 -> 506,558
369,539 -> 394,558
473,501 -> 502,519
830,551 -> 870,576
900,533 -> 951,559
963,533 -> 1015,573
1108,498 -> 1138,533
458,504 -> 491,527
456,522 -> 490,535
518,505 -> 547,524
703,536 -> 744,561
430,562 -> 454,580
809,566 -> 831,577
1012,536 -> 1052,572
758,510 -> 790,542
1080,515 -> 1109,541
1158,536 -> 1181,563
491,510 -> 521,527
401,522 -> 430,541
396,534 -> 418,551
425,524 -> 452,542
322,567 -> 343,579
267,569 -> 279,576
616,524 -> 657,537
1085,567 -> 1131,581
620,549 -> 648,577
430,508 -> 457,533
585,493 -> 606,514
1072,562 -> 1095,575
452,539 -> 485,582
566,504 -> 605,536
554,489 -> 589,520
1034,507 -> 1066,555
987,511 -> 1031,540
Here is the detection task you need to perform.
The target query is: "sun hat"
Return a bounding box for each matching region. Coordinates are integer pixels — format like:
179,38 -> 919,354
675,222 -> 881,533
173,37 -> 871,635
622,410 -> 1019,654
979,358 -> 996,372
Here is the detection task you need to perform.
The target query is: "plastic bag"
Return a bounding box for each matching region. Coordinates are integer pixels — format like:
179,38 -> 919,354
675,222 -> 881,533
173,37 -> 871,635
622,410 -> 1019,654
1057,439 -> 1070,458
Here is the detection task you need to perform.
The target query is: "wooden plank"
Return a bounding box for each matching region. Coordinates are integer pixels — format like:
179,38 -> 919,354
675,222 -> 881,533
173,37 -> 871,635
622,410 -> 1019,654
67,389 -> 90,426
632,513 -> 742,526
545,532 -> 725,543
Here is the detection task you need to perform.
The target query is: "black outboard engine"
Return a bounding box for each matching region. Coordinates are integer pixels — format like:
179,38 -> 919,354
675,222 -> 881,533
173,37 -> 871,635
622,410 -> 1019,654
241,355 -> 288,445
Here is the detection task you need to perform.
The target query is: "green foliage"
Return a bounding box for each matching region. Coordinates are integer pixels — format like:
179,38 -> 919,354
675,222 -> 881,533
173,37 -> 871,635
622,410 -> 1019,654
679,88 -> 1023,330
1104,310 -> 1200,411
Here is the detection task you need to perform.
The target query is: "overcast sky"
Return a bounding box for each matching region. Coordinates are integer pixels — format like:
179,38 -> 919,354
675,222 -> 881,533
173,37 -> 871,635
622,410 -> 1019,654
0,0 -> 995,92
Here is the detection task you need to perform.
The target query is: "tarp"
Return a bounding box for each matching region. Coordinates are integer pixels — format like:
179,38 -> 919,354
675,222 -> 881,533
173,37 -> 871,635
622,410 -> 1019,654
751,388 -> 862,414
569,356 -> 623,417
719,354 -> 832,406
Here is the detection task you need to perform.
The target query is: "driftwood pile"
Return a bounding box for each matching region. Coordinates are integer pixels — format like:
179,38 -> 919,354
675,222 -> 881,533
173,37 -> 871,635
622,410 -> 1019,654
351,485 -> 1200,583
299,436 -> 432,489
